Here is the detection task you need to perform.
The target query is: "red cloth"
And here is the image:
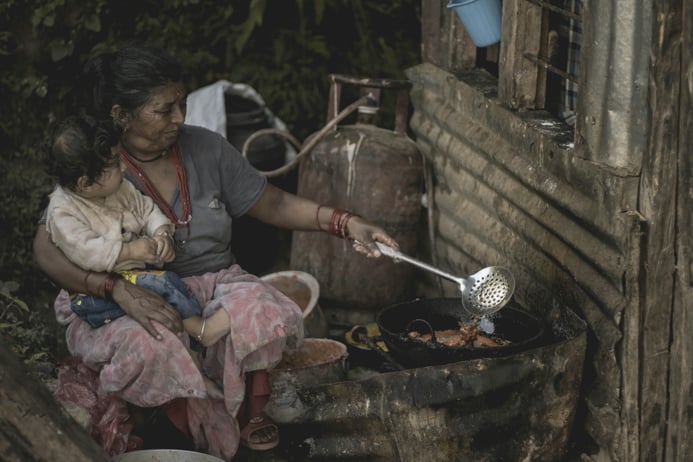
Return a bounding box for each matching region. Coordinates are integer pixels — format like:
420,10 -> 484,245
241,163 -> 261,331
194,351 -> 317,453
237,370 -> 271,429
162,398 -> 190,438
55,357 -> 143,455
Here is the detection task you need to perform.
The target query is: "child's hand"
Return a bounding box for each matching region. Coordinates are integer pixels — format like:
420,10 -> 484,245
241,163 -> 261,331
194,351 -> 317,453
117,237 -> 161,266
153,233 -> 176,263
127,237 -> 160,262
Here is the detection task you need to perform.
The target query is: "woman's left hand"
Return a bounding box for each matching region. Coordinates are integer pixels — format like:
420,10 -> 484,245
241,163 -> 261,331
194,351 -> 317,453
346,216 -> 400,258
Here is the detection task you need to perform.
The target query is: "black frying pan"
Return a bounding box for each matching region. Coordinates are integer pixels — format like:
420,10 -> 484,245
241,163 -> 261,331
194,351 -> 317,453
376,298 -> 545,368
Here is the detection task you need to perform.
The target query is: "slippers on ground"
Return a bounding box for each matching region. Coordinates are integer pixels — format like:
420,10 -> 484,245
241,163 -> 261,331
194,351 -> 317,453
240,413 -> 279,451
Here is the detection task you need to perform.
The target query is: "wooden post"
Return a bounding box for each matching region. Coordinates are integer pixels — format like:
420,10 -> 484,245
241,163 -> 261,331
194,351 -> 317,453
422,0 -> 476,71
498,0 -> 543,109
0,343 -> 106,461
669,0 -> 693,459
639,0 -> 682,459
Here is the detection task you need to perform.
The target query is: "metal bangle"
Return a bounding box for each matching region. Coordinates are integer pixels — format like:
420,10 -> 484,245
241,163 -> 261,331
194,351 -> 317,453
196,318 -> 207,343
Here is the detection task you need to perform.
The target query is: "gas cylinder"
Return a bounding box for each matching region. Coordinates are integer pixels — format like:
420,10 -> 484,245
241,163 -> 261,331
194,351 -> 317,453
290,75 -> 424,327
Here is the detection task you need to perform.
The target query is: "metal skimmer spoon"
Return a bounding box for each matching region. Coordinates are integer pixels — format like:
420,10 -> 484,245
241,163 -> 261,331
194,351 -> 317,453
374,242 -> 516,317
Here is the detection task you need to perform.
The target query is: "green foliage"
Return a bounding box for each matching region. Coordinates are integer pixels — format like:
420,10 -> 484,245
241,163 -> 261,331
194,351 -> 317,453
226,1 -> 422,138
0,67 -> 55,292
0,281 -> 52,364
0,0 -> 421,356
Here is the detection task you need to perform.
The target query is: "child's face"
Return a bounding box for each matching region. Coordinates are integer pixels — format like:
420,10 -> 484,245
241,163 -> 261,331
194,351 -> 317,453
78,150 -> 125,199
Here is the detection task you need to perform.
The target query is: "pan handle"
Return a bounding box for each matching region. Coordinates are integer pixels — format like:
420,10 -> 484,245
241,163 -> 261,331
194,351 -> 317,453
402,318 -> 437,343
375,242 -> 466,289
350,325 -> 405,371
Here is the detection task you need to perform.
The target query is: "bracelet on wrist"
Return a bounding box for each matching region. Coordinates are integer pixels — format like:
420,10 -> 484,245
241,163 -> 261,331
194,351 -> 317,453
328,208 -> 361,239
329,208 -> 344,237
315,204 -> 325,231
103,273 -> 123,301
196,318 -> 207,343
83,271 -> 94,294
342,213 -> 358,239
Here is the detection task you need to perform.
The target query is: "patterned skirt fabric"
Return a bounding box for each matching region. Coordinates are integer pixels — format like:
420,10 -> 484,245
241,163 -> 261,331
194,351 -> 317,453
53,264 -> 304,460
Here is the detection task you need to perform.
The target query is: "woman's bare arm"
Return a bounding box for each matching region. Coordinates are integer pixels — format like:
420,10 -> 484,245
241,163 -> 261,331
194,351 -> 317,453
33,224 -> 93,293
246,184 -> 399,256
33,224 -> 182,337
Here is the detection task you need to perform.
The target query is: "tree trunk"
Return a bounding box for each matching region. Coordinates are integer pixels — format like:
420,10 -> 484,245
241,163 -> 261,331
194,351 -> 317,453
0,342 -> 107,461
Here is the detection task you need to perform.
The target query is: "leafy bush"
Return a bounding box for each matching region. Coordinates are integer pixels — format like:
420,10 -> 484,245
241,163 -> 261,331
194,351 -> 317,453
0,281 -> 53,364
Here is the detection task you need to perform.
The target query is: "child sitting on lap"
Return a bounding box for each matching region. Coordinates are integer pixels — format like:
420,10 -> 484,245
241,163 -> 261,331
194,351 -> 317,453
45,114 -> 227,351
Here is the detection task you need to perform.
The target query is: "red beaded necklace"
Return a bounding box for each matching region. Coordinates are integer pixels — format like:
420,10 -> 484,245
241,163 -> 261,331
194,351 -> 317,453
120,143 -> 193,229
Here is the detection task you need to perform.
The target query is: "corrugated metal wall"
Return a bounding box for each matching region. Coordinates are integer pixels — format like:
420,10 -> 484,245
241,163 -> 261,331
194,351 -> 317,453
405,62 -> 643,460
407,63 -> 639,306
414,0 -> 693,459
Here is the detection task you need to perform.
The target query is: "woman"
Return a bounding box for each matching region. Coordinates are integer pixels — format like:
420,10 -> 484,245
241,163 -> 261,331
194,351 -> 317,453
33,43 -> 398,459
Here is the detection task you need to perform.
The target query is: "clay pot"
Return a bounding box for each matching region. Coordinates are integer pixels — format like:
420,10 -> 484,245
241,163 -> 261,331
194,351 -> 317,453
266,338 -> 348,423
261,270 -> 328,338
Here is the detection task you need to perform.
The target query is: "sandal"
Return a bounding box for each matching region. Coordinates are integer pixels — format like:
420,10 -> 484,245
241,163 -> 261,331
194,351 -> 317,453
240,413 -> 279,451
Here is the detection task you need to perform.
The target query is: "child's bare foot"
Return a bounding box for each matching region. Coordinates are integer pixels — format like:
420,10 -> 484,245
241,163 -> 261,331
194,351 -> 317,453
198,309 -> 230,347
183,310 -> 230,348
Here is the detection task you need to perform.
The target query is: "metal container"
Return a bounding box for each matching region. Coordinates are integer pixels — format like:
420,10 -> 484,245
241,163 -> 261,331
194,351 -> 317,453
225,93 -> 286,172
290,75 -> 424,326
274,304 -> 587,461
111,449 -> 224,462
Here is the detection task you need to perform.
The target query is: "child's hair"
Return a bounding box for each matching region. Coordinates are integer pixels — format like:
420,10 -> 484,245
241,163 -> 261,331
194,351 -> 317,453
50,114 -> 120,189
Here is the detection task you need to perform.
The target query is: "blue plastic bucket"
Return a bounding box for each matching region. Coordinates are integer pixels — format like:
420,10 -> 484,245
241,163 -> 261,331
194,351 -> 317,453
447,0 -> 502,47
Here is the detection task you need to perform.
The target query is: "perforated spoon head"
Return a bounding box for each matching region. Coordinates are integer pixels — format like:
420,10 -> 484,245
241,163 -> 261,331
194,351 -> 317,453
461,266 -> 515,316
370,241 -> 516,316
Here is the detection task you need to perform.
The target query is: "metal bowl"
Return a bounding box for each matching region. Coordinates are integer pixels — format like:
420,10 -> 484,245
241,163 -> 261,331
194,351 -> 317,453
111,449 -> 224,462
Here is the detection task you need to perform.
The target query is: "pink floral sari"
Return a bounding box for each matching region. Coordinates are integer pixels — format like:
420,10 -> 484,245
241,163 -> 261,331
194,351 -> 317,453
53,264 -> 304,460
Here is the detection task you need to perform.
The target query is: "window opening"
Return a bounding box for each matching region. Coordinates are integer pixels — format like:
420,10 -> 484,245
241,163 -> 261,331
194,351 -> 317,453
523,0 -> 583,126
477,47 -> 500,77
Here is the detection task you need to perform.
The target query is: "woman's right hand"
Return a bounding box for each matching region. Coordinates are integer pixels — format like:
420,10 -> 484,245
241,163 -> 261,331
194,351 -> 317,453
111,278 -> 183,339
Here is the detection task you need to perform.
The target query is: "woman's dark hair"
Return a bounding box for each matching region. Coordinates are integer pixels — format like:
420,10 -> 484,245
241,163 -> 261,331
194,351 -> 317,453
83,43 -> 183,119
50,114 -> 120,189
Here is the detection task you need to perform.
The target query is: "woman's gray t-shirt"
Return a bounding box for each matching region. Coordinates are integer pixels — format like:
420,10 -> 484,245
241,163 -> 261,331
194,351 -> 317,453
125,125 -> 267,277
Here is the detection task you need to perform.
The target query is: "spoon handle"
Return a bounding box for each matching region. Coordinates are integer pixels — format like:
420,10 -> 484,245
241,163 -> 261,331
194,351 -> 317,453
375,242 -> 465,288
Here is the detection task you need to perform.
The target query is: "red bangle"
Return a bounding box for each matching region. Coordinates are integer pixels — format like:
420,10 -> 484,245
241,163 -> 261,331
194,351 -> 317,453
103,273 -> 123,301
329,208 -> 344,236
337,212 -> 351,239
328,208 -> 360,239
83,271 -> 94,293
342,213 -> 357,239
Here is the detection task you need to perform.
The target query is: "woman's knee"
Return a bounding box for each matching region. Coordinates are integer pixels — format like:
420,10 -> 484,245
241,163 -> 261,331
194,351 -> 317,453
118,321 -> 183,362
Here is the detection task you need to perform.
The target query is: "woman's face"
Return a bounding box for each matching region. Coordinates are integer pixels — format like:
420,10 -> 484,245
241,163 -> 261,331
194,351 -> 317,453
120,81 -> 187,155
